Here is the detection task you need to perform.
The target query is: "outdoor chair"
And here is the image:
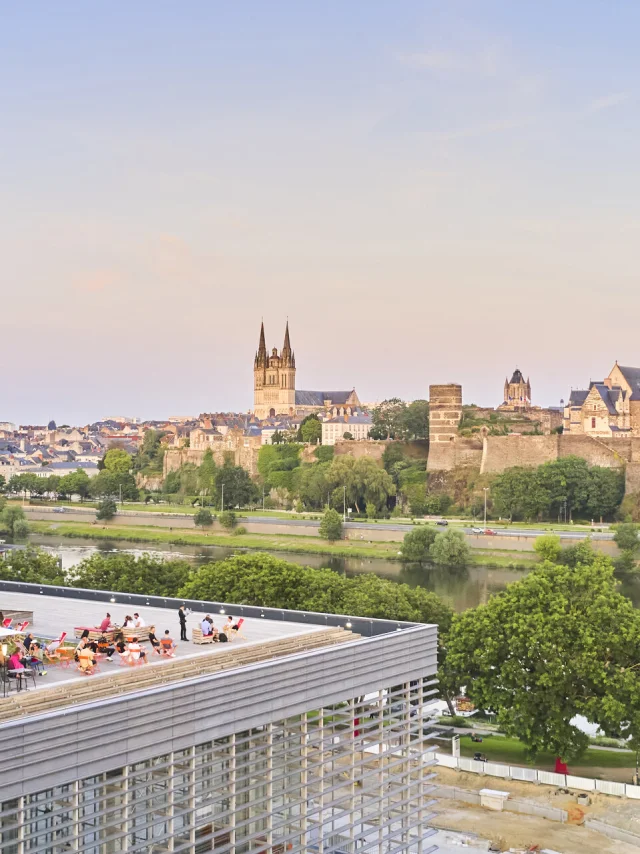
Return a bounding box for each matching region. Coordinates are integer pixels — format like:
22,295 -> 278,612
229,618 -> 246,640
2,618 -> 12,629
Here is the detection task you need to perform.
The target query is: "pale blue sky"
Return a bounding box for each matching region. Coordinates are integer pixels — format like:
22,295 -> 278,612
2,2 -> 639,423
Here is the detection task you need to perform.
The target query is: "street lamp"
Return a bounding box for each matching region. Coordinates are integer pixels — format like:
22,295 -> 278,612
483,488 -> 489,527
221,483 -> 224,512
343,485 -> 346,523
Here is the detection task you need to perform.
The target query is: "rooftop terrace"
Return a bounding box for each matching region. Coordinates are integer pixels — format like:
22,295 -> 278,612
0,589 -> 359,723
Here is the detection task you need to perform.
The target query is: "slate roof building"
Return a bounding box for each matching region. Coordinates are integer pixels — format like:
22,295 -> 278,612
563,362 -> 640,436
499,368 -> 531,411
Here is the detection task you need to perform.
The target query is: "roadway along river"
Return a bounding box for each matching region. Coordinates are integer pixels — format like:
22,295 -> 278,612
24,506 -> 614,541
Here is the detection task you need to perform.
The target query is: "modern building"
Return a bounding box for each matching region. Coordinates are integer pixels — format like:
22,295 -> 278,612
0,583 -> 439,854
253,322 -> 361,420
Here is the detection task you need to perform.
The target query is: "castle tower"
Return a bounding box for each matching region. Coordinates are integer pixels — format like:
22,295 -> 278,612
427,384 -> 462,471
253,321 -> 296,419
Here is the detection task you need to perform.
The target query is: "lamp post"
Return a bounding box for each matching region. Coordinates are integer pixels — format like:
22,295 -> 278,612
343,485 -> 346,523
221,483 -> 224,512
483,488 -> 489,527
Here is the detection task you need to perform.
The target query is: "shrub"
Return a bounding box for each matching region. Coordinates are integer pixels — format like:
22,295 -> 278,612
96,499 -> 117,521
232,526 -> 248,536
400,526 -> 438,563
194,508 -> 213,527
219,510 -> 237,530
365,502 -> 378,519
319,508 -> 343,542
13,519 -> 30,539
533,534 -> 562,563
614,522 -> 640,553
429,529 -> 470,568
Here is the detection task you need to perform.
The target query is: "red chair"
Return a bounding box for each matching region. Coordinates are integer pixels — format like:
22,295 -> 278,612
2,619 -> 12,629
16,621 -> 29,633
230,618 -> 246,640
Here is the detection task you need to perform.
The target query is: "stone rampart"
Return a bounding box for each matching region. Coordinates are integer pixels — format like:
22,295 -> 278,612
428,437 -> 483,472
164,443 -> 261,478
480,434 -> 640,474
333,440 -> 389,462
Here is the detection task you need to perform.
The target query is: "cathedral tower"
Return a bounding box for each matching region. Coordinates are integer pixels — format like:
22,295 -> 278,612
501,368 -> 531,411
253,321 -> 296,419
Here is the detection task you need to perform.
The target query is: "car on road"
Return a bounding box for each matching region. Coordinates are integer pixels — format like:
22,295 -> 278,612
471,527 -> 484,534
53,507 -> 68,513
483,528 -> 497,535
436,520 -> 448,527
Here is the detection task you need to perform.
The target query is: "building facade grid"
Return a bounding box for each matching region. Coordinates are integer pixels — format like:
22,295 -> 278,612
1,681 -> 437,854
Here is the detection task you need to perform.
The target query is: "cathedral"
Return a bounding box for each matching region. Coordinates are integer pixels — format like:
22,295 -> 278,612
499,368 -> 531,411
253,321 -> 361,419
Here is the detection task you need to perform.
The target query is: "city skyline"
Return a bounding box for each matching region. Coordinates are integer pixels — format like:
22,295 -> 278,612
3,2 -> 640,423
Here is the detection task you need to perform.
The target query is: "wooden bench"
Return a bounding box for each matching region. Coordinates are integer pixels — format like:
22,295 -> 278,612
192,627 -> 215,645
74,626 -> 152,643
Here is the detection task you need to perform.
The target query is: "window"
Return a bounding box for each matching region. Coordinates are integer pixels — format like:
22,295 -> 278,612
591,417 -> 596,429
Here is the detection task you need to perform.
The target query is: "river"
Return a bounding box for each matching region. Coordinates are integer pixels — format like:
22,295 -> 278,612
29,534 -> 640,612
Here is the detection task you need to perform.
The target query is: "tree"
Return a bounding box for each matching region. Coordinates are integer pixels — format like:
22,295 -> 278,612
102,448 -> 132,475
216,459 -> 259,508
491,467 -> 549,521
96,499 -> 117,521
133,429 -> 166,473
319,508 -> 343,542
298,415 -> 322,445
219,510 -> 237,530
68,552 -> 191,597
402,399 -> 430,439
533,534 -> 562,563
0,475 -> 6,493
587,467 -> 625,520
298,462 -> 331,510
194,508 -> 213,527
325,456 -> 395,515
429,529 -> 470,568
342,431 -> 354,440
90,471 -> 138,501
0,546 -> 65,584
271,430 -> 285,445
614,522 -> 640,553
58,469 -> 91,502
163,470 -> 181,495
1,504 -> 28,537
400,526 -> 438,562
13,519 -> 30,539
178,553 -> 453,630
197,449 -> 217,497
444,555 -> 640,760
369,398 -> 407,440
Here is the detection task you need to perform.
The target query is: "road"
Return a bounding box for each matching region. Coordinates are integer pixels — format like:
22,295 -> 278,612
23,506 -> 614,540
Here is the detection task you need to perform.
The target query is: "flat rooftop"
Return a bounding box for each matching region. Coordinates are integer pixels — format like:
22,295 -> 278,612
0,590 -> 357,723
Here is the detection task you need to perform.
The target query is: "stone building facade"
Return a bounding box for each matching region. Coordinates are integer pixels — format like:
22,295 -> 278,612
499,368 -> 531,411
253,321 -> 361,419
564,362 -> 640,437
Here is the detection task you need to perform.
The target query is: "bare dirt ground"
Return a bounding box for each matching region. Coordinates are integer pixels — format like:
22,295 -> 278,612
434,767 -> 640,852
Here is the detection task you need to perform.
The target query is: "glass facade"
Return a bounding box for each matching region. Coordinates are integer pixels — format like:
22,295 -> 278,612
0,679 -> 437,854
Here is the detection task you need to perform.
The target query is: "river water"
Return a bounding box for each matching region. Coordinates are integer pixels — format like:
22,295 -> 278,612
29,534 -> 640,612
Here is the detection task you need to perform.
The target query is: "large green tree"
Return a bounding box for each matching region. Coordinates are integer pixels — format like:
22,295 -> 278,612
400,526 -> 438,562
318,508 -> 343,541
444,555 -> 640,759
102,448 -> 132,475
326,456 -> 395,514
0,546 -> 65,584
429,529 -> 470,568
58,469 -> 92,502
68,552 -> 192,597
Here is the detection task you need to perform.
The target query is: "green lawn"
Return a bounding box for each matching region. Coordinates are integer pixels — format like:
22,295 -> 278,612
459,733 -> 635,770
28,521 -> 404,560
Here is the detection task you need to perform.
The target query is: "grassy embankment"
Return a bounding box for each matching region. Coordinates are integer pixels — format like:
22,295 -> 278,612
28,519 -> 538,567
458,733 -> 636,772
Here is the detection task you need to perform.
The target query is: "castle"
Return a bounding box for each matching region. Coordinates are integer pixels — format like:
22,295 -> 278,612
564,362 -> 640,437
253,321 -> 361,419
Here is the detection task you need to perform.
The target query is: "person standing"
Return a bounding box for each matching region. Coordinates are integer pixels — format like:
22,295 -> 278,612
178,605 -> 188,641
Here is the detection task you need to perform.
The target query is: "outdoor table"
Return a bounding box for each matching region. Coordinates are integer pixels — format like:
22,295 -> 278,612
7,667 -> 36,692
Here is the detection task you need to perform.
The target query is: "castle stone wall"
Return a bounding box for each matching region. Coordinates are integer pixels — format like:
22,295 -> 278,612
480,434 -> 640,474
428,384 -> 463,471
626,462 -> 640,495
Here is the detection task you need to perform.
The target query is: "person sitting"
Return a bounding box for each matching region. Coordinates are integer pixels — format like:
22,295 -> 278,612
27,642 -> 47,675
133,612 -> 145,628
97,612 -> 113,633
74,637 -> 88,662
97,634 -> 116,661
77,645 -> 96,673
160,630 -> 176,657
123,637 -> 146,665
8,650 -> 29,688
206,617 -> 220,641
123,615 -> 135,629
19,632 -> 35,654
44,638 -> 62,662
148,625 -> 161,655
201,616 -> 212,637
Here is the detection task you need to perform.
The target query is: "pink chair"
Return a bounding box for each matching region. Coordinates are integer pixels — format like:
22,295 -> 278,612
2,619 -> 12,629
230,618 -> 246,640
17,621 -> 29,632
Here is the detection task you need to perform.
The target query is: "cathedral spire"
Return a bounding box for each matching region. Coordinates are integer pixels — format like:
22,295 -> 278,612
255,321 -> 267,367
282,320 -> 293,366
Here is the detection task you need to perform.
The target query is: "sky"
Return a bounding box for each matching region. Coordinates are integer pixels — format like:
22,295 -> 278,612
2,2 -> 640,424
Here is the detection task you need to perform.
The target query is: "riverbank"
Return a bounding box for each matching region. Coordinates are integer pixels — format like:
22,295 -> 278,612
27,520 -> 537,567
